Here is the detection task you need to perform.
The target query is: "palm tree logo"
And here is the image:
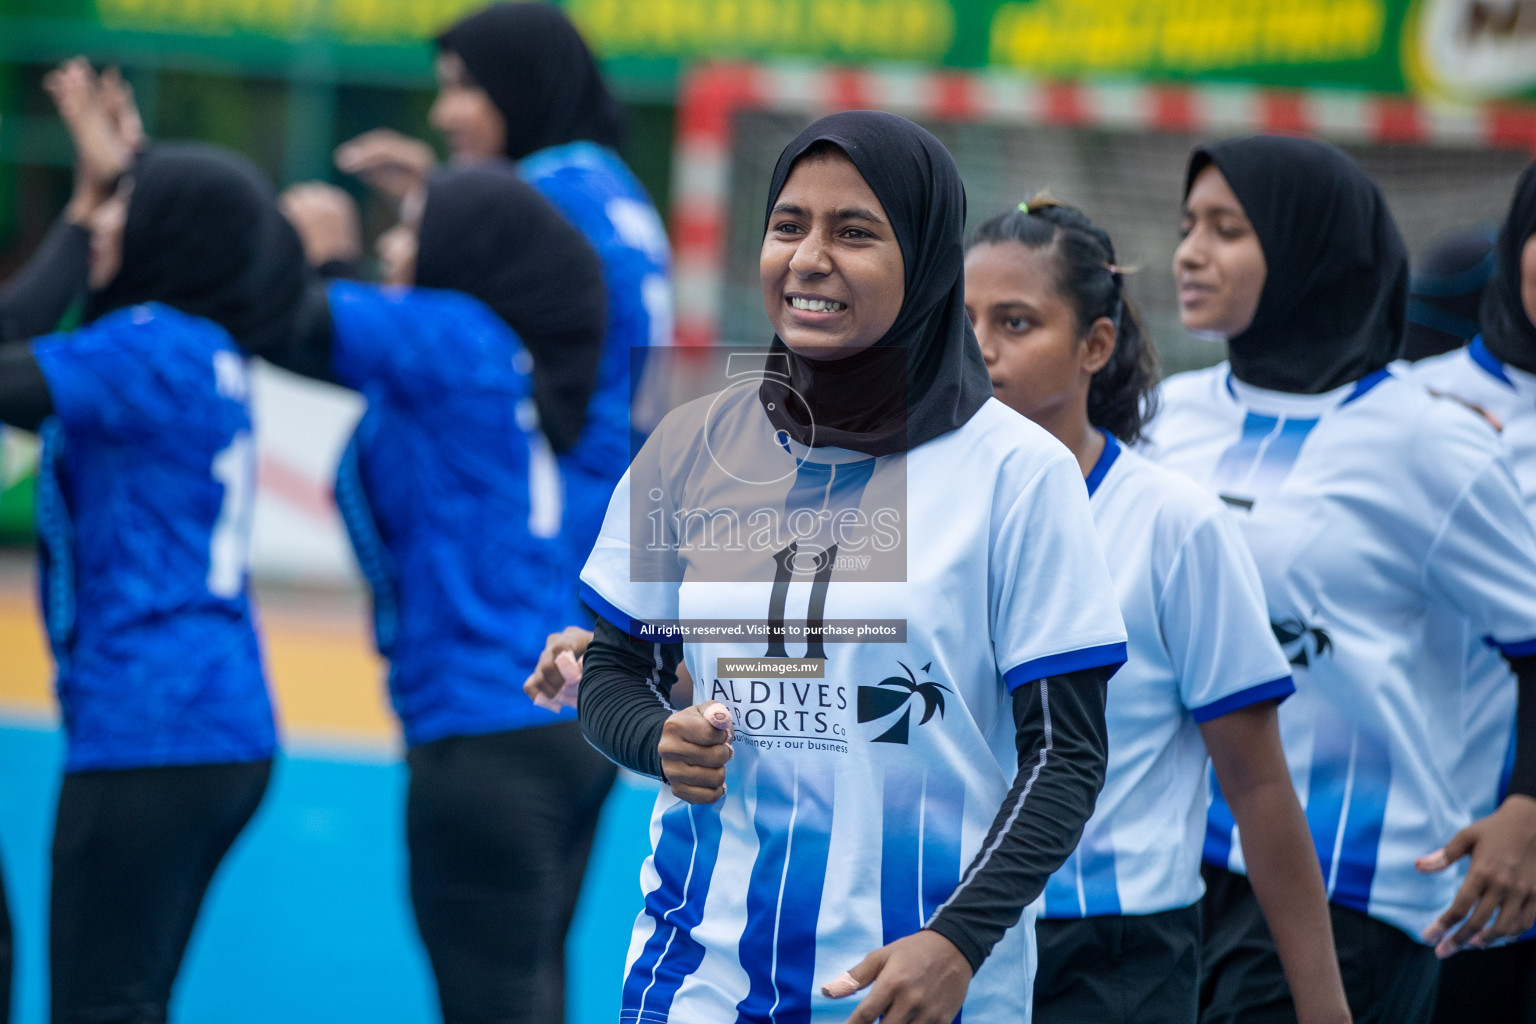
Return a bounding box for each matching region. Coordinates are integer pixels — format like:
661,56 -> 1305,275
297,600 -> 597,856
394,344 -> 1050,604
857,661 -> 950,744
1271,617 -> 1333,669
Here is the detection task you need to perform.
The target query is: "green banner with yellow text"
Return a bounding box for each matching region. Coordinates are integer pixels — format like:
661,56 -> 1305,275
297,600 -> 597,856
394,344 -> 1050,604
0,0 -> 1532,104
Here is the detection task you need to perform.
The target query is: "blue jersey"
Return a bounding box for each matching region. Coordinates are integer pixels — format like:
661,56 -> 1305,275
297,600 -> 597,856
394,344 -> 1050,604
327,281 -> 568,746
30,304 -> 272,772
519,141 -> 672,617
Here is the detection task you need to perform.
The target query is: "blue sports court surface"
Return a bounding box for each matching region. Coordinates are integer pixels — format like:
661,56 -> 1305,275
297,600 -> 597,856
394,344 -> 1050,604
0,561 -> 657,1024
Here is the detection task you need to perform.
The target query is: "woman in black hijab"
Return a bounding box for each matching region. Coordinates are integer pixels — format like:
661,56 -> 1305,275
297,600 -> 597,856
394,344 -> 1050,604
276,162 -> 608,1024
1148,136 -> 1536,1024
0,64 -> 296,1024
1405,165 -> 1536,1024
335,2 -> 669,645
574,110 -> 1125,1023
433,1 -> 624,161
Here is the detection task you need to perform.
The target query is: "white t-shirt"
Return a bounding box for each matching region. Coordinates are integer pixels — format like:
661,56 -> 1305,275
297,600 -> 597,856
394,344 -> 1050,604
1144,364 -> 1536,940
1043,432 -> 1295,920
1407,339 -> 1536,823
581,387 -> 1127,1024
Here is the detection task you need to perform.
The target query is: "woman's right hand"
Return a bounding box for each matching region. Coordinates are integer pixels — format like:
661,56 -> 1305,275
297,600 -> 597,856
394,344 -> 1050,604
44,59 -> 133,223
659,702 -> 735,804
278,183 -> 363,269
522,626 -> 594,710
334,129 -> 436,202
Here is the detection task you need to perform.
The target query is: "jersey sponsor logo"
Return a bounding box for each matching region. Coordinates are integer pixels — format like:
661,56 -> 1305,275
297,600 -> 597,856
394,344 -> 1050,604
1271,617 -> 1334,668
856,661 -> 949,744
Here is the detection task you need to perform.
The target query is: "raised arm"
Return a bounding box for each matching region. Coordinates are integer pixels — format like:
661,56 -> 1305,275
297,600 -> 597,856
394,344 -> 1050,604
0,59 -> 135,343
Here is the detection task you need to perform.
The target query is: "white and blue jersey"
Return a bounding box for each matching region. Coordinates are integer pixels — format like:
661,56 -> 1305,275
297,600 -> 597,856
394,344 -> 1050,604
1146,364 -> 1536,940
30,304 -> 272,772
1407,339 -> 1536,824
1043,433 -> 1294,920
519,141 -> 672,614
326,280 -> 567,747
580,389 -> 1127,1023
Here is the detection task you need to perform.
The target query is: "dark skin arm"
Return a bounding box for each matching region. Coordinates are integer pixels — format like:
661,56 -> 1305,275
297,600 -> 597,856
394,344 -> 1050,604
1204,701 -> 1352,1024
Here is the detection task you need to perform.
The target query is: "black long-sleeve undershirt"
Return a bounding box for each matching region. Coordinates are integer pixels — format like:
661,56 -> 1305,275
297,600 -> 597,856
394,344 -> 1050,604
0,216 -> 87,430
579,617 -> 683,778
1504,655 -> 1536,802
577,614 -> 1110,972
0,218 -> 88,344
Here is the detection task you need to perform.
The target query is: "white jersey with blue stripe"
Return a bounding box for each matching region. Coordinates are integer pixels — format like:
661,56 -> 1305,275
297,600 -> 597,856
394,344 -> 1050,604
1406,340 -> 1536,823
1144,363 -> 1536,940
1043,432 -> 1294,920
580,389 -> 1127,1023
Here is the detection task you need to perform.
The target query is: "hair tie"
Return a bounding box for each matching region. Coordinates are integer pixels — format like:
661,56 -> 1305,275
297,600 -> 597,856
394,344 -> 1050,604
1017,201 -> 1029,214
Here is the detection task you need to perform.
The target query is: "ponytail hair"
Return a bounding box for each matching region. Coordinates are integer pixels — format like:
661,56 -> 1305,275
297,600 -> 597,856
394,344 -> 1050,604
967,193 -> 1159,443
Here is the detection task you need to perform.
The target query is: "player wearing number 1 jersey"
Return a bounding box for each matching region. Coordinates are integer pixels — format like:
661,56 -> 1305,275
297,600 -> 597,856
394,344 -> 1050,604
578,112 -> 1127,1024
0,119 -> 302,1020
271,163 -> 611,1024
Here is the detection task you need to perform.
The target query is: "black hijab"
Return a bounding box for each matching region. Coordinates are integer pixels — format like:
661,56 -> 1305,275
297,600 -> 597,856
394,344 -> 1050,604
1480,163 -> 1536,375
758,111 -> 992,456
415,161 -> 607,453
435,2 -> 626,161
1186,136 -> 1408,394
87,142 -> 304,355
1404,225 -> 1496,362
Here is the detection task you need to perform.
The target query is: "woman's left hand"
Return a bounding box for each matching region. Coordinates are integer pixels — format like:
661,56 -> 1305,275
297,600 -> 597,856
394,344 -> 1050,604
1419,793 -> 1536,956
823,929 -> 972,1024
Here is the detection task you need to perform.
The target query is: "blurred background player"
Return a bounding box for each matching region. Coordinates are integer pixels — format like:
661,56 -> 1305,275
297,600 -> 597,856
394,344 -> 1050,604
1406,163 -> 1536,1024
964,197 -> 1350,1024
1149,135 -> 1536,1024
1402,226 -> 1498,362
274,165 -> 610,1024
334,0 -> 671,627
0,61 -> 299,1024
577,110 -> 1128,1024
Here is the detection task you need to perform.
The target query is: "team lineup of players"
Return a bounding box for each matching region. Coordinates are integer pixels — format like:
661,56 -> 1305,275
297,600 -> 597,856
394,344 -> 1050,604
1,3 -> 1535,1024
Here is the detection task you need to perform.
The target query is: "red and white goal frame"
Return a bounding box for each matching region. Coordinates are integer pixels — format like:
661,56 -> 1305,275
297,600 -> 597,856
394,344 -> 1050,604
669,60 -> 1536,348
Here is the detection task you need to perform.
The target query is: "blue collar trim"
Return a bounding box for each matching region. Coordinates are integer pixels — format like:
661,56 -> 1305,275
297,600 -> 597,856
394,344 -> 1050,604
1339,367 -> 1393,407
1085,428 -> 1121,497
1470,335 -> 1516,388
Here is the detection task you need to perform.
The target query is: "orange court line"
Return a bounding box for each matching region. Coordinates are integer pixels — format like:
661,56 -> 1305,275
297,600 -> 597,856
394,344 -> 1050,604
0,582 -> 399,748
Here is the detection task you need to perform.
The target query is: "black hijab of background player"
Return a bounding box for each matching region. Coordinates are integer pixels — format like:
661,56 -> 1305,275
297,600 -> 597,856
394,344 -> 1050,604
1185,135 -> 1409,394
1480,163 -> 1536,375
1404,225 -> 1496,362
414,161 -> 607,453
759,111 -> 993,457
435,2 -> 626,161
86,142 -> 304,356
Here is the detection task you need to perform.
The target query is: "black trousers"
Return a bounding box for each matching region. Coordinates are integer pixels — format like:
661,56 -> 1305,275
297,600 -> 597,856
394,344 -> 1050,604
1,846 -> 11,1024
49,759 -> 271,1024
1432,940 -> 1536,1024
406,722 -> 617,1024
1200,864 -> 1440,1024
1034,904 -> 1202,1024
